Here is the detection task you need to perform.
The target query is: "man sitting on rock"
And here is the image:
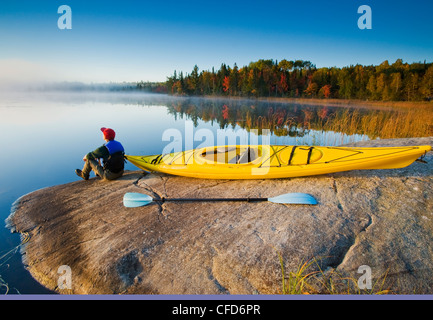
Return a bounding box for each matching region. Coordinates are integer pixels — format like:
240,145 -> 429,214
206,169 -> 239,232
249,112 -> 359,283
76,127 -> 125,181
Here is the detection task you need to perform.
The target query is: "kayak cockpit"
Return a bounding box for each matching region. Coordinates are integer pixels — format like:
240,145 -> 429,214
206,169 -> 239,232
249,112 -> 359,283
199,146 -> 262,164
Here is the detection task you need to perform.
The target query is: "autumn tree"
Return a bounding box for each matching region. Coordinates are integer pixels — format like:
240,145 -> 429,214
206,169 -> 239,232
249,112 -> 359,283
278,59 -> 294,72
376,73 -> 387,101
390,72 -> 403,100
222,76 -> 230,93
304,81 -> 318,97
421,65 -> 433,99
319,85 -> 332,98
278,73 -> 289,95
338,68 -> 354,99
366,74 -> 377,100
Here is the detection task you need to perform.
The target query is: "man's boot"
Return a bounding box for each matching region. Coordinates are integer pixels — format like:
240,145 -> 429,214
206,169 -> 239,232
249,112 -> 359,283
75,169 -> 89,180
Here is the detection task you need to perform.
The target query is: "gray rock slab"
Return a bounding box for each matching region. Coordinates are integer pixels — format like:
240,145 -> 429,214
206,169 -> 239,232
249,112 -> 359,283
6,137 -> 433,294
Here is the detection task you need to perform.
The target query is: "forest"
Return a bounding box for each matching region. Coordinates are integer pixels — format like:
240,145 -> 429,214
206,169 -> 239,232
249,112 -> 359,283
163,59 -> 433,102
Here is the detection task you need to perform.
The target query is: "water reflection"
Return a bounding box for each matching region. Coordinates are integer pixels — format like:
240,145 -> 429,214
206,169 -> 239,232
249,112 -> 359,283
163,97 -> 433,145
3,91 -> 431,147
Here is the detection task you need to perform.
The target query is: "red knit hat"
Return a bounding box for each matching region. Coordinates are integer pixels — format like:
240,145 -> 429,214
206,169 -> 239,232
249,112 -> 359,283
100,127 -> 115,140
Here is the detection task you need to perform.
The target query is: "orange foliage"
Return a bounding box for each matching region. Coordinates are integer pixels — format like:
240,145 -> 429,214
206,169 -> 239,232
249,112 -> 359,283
223,76 -> 230,92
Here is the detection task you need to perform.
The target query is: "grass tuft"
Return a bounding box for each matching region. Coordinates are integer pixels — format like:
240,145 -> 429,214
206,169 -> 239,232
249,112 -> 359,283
276,250 -> 393,295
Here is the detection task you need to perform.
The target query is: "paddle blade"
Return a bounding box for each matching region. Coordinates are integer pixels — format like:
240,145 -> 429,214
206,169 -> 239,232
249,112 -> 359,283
123,192 -> 153,207
268,193 -> 317,205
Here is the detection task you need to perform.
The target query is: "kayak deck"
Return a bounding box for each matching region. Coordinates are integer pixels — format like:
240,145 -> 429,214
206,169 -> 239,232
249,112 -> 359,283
125,145 -> 431,179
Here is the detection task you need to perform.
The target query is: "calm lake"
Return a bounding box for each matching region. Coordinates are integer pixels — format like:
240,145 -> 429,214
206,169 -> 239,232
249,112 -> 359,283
0,91 -> 431,294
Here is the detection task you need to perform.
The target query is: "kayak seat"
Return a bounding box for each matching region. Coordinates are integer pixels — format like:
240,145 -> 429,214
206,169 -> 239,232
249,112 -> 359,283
237,147 -> 257,164
202,146 -> 260,164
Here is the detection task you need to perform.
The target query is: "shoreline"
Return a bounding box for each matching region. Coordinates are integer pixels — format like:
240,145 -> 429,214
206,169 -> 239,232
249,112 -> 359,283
4,89 -> 432,110
198,95 -> 433,110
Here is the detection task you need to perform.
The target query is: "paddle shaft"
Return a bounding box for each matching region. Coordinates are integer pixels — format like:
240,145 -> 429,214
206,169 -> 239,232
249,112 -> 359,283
156,197 -> 267,203
122,192 -> 317,207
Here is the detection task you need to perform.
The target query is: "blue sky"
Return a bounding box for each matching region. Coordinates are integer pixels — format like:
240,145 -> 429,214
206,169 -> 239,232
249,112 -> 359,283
1,0 -> 432,83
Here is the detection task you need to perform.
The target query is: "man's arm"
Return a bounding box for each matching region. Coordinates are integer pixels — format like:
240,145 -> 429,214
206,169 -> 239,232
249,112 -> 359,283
85,145 -> 109,161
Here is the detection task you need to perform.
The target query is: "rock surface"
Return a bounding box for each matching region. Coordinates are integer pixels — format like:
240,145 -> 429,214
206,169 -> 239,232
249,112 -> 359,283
6,137 -> 433,294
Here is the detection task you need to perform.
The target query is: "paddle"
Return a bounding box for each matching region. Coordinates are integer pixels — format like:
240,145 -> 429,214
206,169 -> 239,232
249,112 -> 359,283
123,192 -> 318,208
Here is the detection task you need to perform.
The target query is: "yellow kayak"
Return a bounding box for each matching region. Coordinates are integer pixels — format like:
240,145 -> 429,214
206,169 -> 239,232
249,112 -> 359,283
125,145 -> 431,179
